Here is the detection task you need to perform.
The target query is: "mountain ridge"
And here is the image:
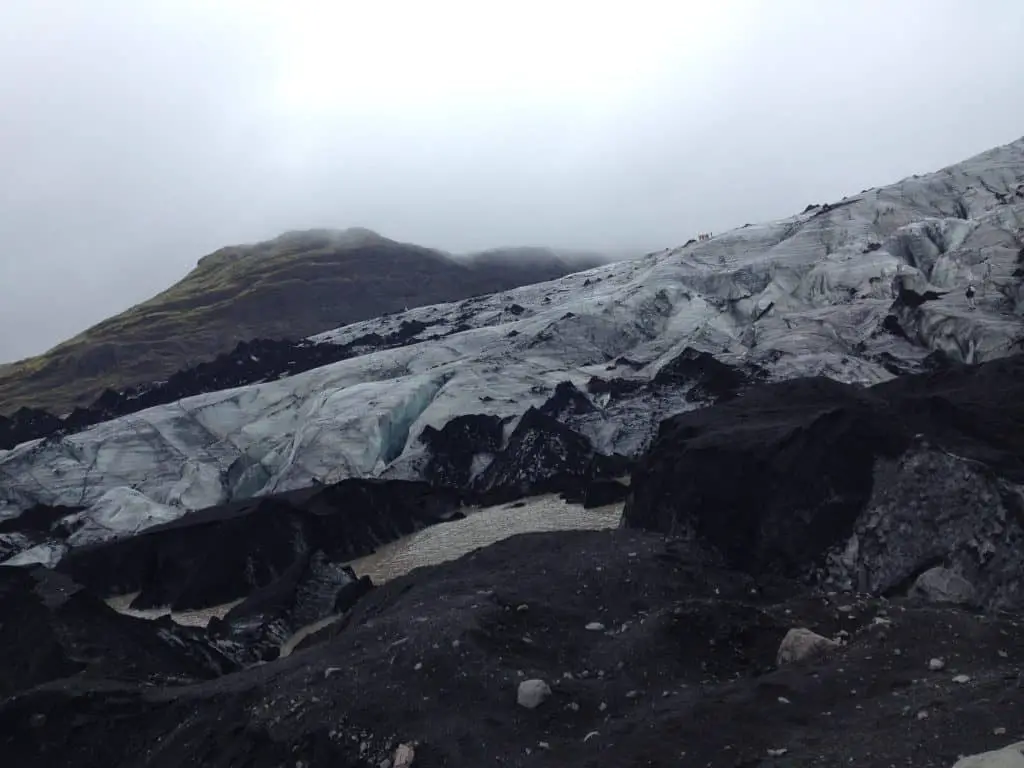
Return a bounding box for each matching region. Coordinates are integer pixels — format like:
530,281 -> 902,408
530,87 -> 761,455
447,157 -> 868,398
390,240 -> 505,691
0,229 -> 616,415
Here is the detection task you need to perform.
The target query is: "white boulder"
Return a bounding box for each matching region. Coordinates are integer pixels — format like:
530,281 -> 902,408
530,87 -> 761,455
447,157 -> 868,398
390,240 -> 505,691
776,628 -> 840,666
517,679 -> 552,709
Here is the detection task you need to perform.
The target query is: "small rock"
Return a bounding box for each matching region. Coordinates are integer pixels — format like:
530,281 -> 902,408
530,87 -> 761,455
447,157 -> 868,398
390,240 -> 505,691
413,662 -> 423,671
516,604 -> 529,612
767,748 -> 789,757
625,690 -> 638,699
538,741 -> 550,750
585,622 -> 605,631
379,759 -> 392,768
778,696 -> 791,705
929,658 -> 946,671
583,731 -> 599,743
324,667 -> 342,679
393,743 -> 415,768
995,727 -> 1008,736
953,674 -> 971,684
917,710 -> 929,720
777,628 -> 840,666
517,679 -> 552,709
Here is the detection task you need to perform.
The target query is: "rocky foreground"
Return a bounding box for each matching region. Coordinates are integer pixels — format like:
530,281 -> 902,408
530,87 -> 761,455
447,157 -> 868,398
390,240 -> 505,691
3,532 -> 1023,767
4,354 -> 1024,766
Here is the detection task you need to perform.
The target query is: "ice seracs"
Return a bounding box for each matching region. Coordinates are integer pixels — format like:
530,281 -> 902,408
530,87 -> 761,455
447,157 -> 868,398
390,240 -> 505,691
2,136 -> 1023,561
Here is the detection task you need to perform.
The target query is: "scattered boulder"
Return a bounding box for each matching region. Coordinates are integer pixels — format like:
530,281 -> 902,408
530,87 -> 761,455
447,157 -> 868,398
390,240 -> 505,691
517,679 -> 552,709
776,628 -> 839,666
912,567 -> 978,607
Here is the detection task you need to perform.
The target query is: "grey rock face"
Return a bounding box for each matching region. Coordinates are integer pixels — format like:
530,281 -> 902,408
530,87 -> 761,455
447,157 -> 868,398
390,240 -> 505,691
821,448 -> 1024,611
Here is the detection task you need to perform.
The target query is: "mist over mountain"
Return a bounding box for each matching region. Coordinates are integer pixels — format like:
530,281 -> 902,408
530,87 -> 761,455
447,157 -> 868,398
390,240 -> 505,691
0,229 -> 619,415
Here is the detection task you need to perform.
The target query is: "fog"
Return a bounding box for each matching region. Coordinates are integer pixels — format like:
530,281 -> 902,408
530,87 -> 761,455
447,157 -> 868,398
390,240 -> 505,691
1,0 -> 1022,361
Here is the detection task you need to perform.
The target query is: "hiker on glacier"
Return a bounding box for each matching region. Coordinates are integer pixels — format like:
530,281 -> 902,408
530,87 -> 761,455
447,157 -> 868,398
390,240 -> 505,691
965,282 -> 977,311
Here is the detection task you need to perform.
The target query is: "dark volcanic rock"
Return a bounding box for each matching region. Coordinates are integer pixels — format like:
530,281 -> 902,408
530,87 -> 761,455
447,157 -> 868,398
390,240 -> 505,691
420,414 -> 507,487
652,346 -> 754,401
581,478 -> 630,508
5,529 -> 1024,767
0,323 -> 458,451
585,374 -> 645,400
0,566 -> 235,698
896,285 -> 947,308
207,550 -> 373,664
57,479 -> 463,611
538,380 -> 596,419
0,407 -> 62,452
625,377 -> 906,573
0,338 -> 360,450
624,354 -> 1024,609
0,502 -> 81,536
473,408 -> 609,504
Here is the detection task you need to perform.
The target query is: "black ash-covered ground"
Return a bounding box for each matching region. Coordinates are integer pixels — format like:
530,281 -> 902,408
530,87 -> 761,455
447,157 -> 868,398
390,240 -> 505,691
3,529 -> 1023,767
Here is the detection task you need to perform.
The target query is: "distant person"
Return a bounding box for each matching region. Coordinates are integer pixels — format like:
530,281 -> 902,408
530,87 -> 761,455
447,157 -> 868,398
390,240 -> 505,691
966,283 -> 977,311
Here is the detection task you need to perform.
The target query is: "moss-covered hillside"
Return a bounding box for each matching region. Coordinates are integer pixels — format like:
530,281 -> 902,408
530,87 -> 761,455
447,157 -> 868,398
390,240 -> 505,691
0,229 -> 609,415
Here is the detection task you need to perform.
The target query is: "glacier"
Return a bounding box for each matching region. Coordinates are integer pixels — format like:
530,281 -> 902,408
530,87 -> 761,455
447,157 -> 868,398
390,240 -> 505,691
1,136 -> 1023,556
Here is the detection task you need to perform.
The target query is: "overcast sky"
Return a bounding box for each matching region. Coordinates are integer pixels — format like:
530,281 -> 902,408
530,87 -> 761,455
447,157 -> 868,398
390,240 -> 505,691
1,0 -> 1022,361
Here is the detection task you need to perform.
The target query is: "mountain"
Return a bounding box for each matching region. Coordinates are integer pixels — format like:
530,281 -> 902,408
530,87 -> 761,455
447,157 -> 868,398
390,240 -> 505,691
2,137 -> 1024,767
0,228 -> 616,416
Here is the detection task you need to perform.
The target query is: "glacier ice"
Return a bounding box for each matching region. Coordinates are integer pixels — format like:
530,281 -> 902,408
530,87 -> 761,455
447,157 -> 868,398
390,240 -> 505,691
2,135 -> 1023,560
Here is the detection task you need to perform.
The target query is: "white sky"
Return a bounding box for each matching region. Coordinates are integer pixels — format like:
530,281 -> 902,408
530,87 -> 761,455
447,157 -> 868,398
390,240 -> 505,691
1,0 -> 1022,360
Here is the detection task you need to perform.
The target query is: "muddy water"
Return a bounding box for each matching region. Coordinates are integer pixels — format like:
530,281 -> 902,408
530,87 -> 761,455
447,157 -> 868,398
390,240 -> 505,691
349,494 -> 622,584
106,493 -> 623,638
104,593 -> 242,627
